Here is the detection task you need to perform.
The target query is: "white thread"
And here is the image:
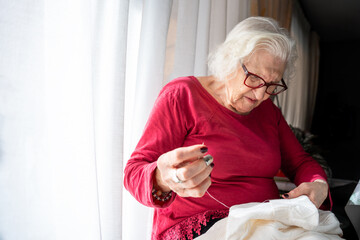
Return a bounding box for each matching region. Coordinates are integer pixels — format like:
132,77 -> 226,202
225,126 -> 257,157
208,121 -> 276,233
206,190 -> 230,209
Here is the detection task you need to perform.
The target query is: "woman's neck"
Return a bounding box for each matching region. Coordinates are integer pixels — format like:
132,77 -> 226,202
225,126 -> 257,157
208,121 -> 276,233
196,75 -> 228,109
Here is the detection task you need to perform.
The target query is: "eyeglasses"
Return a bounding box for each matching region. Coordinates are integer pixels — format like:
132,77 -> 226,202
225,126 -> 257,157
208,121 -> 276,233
241,64 -> 288,95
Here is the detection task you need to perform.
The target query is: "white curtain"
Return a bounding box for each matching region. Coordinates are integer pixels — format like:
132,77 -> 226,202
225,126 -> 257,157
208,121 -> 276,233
122,1 -> 173,239
0,0 -> 126,239
167,0 -> 250,81
277,0 -> 319,131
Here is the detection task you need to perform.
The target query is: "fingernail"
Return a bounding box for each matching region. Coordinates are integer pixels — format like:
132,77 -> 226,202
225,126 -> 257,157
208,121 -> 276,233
200,147 -> 208,153
283,193 -> 289,198
210,163 -> 215,168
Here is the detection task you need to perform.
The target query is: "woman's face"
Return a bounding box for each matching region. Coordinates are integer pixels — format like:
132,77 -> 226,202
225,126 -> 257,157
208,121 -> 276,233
224,50 -> 286,115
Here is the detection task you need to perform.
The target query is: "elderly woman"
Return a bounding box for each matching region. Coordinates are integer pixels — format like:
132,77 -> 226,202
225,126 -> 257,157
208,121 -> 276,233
124,16 -> 329,240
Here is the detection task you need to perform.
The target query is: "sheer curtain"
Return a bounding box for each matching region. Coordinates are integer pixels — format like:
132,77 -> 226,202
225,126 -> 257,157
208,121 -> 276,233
123,1 -> 173,239
0,0 -> 126,239
167,0 -> 250,81
277,0 -> 314,130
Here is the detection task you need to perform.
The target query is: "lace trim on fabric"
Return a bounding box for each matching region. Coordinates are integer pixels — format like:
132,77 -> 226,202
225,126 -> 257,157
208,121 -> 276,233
156,209 -> 229,240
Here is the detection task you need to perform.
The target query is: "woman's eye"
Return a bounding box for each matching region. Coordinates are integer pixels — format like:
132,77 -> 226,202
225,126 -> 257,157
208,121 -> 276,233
248,75 -> 259,82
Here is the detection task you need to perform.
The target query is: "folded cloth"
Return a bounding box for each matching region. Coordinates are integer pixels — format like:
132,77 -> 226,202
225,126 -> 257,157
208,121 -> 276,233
196,196 -> 343,240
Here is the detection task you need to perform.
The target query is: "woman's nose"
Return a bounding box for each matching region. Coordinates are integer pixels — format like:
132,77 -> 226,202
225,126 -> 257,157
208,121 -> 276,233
252,86 -> 267,100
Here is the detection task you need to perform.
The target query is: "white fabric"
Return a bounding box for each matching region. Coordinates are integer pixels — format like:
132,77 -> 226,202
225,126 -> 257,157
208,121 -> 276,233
197,196 -> 343,240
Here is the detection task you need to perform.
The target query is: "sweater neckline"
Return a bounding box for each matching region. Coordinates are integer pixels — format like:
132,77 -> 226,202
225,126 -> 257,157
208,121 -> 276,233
189,76 -> 259,120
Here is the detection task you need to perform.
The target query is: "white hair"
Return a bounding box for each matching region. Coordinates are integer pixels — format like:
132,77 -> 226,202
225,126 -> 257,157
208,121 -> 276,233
208,16 -> 297,81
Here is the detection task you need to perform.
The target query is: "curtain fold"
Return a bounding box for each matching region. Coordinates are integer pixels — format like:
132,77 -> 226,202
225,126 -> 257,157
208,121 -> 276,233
171,0 -> 200,78
123,1 -> 173,239
277,0 -> 311,130
208,0 -> 227,56
91,1 -> 129,239
43,2 -> 101,239
194,0 -> 211,76
129,0 -> 173,146
169,0 -> 250,81
227,0 -> 250,34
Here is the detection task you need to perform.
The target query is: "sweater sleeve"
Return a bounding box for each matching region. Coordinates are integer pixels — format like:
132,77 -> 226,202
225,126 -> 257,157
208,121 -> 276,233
278,114 -> 328,185
275,105 -> 332,210
123,85 -> 188,208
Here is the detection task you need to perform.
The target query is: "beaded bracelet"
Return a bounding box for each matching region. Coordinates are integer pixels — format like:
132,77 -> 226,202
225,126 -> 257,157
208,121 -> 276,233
152,188 -> 172,202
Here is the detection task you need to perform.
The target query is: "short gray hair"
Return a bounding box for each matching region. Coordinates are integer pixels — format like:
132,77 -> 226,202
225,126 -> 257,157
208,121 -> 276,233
208,16 -> 297,81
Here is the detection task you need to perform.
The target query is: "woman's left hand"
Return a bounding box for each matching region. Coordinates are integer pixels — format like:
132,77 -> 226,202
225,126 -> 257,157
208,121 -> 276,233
282,180 -> 328,208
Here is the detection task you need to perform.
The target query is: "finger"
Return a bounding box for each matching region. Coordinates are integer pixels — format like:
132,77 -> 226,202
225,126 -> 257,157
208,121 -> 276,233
176,156 -> 213,182
282,183 -> 324,208
170,144 -> 208,166
178,161 -> 213,188
176,176 -> 212,198
282,183 -> 310,199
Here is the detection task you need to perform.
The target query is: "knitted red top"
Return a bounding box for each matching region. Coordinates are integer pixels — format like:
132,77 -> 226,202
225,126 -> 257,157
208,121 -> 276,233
123,76 -> 328,240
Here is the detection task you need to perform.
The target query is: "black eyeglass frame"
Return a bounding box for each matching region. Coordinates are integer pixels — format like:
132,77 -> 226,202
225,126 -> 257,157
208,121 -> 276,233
241,64 -> 288,95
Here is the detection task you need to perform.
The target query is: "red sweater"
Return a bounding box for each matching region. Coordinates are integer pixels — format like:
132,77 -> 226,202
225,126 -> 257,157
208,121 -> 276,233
124,76 -> 328,240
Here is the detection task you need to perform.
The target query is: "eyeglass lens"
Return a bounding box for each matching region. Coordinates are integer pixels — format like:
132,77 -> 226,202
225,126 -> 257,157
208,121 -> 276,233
245,75 -> 284,95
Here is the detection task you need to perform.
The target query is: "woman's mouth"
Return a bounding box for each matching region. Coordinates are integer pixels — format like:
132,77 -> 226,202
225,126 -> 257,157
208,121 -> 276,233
245,96 -> 257,104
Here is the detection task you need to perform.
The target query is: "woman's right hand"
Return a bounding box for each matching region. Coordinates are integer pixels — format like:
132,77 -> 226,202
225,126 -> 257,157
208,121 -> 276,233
155,144 -> 214,198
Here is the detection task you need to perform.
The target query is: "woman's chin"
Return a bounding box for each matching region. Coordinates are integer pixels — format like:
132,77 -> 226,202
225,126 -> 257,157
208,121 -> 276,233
232,106 -> 252,115
232,102 -> 257,115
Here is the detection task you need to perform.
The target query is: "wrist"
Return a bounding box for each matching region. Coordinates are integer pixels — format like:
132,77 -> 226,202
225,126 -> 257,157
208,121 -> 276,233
154,167 -> 171,192
313,179 -> 327,185
313,179 -> 329,196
